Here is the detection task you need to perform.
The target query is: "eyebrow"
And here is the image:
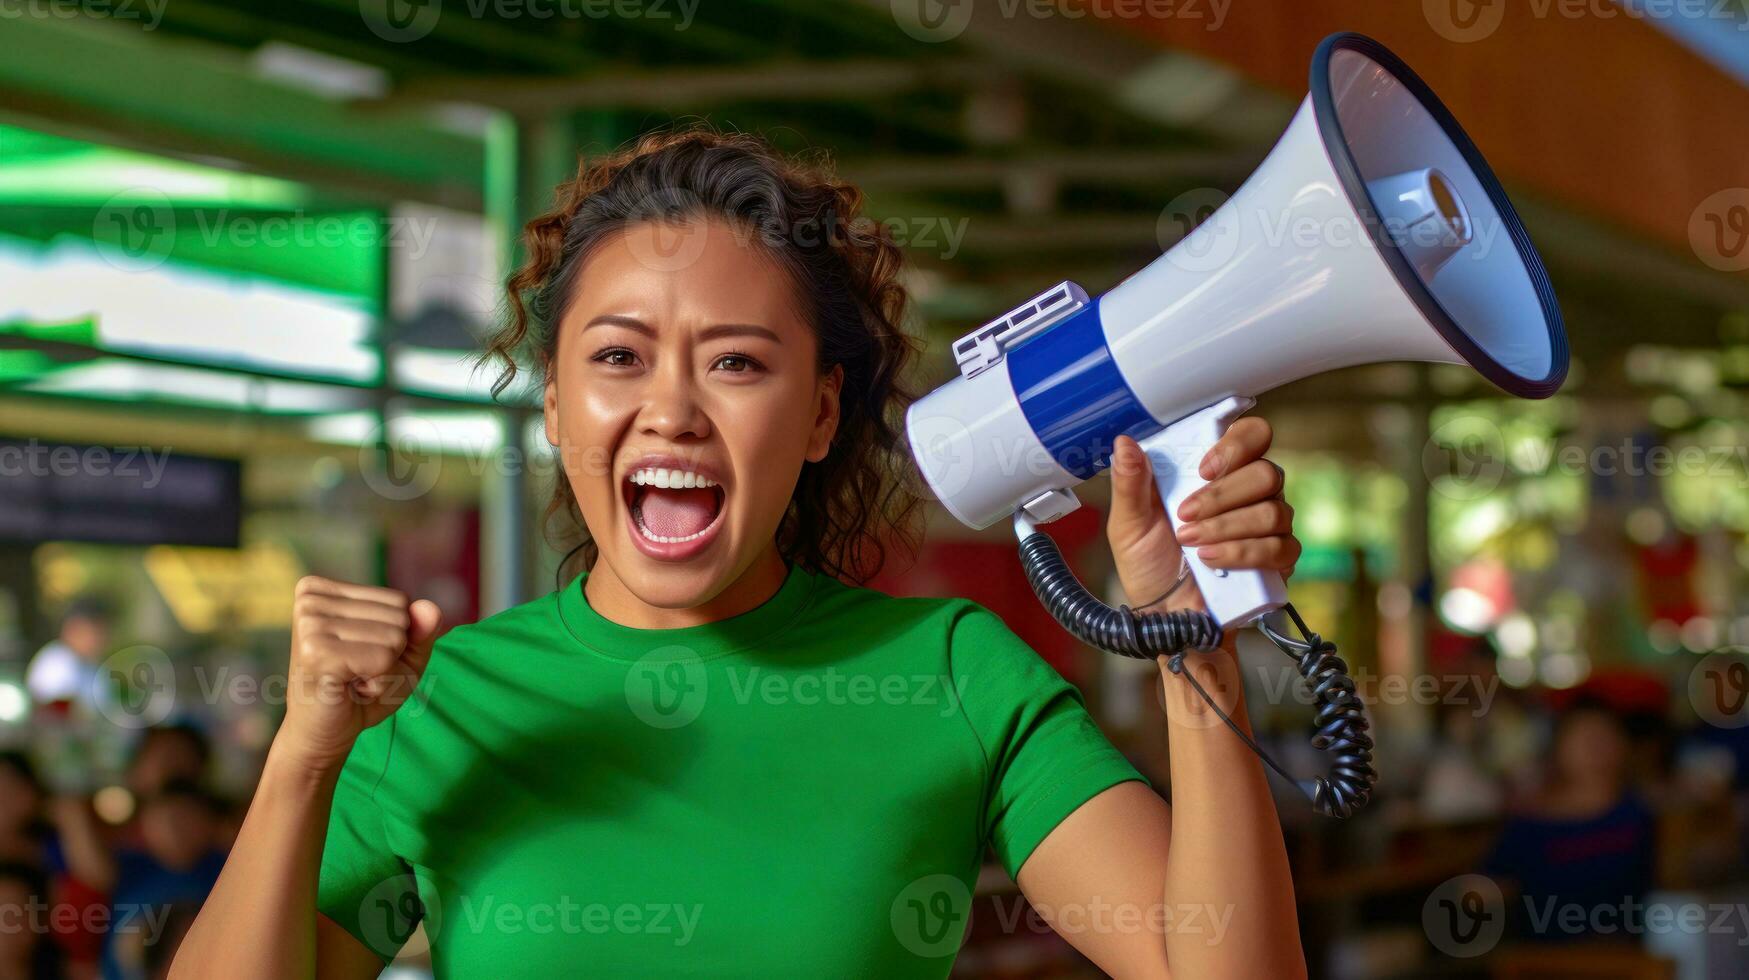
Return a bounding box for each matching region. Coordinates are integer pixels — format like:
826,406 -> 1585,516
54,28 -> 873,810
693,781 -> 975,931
583,315 -> 783,344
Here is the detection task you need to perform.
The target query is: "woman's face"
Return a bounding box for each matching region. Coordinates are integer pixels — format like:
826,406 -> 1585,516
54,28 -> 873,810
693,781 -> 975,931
544,217 -> 841,611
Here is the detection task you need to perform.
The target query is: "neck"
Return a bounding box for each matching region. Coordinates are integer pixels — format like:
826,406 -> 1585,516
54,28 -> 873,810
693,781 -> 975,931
583,544 -> 790,629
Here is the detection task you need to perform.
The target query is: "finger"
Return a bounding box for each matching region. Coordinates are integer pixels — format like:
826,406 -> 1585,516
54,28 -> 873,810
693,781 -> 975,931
322,618 -> 410,649
1107,435 -> 1161,531
296,575 -> 407,609
1199,416 -> 1273,480
403,599 -> 445,673
1176,499 -> 1293,547
1193,535 -> 1302,572
297,594 -> 411,630
315,639 -> 400,682
1178,458 -> 1285,521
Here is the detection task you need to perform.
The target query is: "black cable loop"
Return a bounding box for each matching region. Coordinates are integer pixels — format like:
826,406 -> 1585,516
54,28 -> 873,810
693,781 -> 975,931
1017,530 -> 1377,819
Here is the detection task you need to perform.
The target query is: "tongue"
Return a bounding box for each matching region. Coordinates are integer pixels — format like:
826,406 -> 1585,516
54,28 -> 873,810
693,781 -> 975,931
637,486 -> 719,538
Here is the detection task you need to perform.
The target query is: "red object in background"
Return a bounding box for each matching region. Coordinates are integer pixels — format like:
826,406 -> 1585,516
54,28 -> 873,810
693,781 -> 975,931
388,508 -> 482,627
869,506 -> 1106,682
1635,533 -> 1700,626
49,873 -> 107,965
1549,668 -> 1670,717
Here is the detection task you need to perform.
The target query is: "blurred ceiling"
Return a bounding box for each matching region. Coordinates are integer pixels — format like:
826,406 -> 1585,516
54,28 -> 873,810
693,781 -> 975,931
1,0 -> 1746,406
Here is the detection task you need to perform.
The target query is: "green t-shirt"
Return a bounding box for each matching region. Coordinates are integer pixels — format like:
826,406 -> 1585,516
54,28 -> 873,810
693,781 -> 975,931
317,562 -> 1145,976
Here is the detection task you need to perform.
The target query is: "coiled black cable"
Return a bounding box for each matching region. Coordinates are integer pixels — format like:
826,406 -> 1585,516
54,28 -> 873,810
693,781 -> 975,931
1017,530 -> 1377,819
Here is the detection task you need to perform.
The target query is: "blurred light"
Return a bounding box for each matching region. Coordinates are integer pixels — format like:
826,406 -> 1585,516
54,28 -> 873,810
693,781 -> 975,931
307,411 -> 505,456
1507,432 -> 1553,474
1649,395 -> 1693,428
1499,655 -> 1535,688
93,786 -> 135,825
1376,581 -> 1412,619
391,346 -> 503,403
1539,651 -> 1590,689
1682,617 -> 1721,653
1440,587 -> 1496,635
0,236 -> 378,382
1542,616 -> 1578,653
145,543 -> 304,632
1626,507 -> 1667,546
310,456 -> 344,490
1649,619 -> 1682,655
0,682 -> 27,723
251,42 -> 389,100
1495,613 -> 1537,659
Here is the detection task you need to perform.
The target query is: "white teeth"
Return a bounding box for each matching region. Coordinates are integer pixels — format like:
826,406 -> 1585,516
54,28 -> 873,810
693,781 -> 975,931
628,467 -> 717,489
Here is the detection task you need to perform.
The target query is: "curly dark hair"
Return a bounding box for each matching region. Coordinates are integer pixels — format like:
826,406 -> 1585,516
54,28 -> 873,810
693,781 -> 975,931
478,128 -> 925,587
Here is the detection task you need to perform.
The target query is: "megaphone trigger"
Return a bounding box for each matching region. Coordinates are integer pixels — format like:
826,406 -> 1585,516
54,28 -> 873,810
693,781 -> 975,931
1137,396 -> 1289,630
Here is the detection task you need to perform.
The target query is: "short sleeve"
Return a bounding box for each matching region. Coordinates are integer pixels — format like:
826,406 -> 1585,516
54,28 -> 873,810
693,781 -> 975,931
316,720 -> 416,964
948,604 -> 1148,878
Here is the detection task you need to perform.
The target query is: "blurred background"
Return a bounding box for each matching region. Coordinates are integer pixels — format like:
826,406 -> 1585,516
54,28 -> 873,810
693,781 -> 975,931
1,0 -> 1747,977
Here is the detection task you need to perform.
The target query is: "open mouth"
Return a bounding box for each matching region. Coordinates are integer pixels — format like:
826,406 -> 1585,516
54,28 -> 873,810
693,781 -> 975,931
622,464 -> 727,555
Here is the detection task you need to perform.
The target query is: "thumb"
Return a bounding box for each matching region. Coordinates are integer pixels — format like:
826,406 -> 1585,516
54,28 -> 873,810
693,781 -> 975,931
404,598 -> 444,671
1107,435 -> 1161,532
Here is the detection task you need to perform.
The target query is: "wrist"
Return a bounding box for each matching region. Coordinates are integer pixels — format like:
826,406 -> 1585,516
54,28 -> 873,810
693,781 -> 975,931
263,733 -> 349,792
1156,648 -> 1251,734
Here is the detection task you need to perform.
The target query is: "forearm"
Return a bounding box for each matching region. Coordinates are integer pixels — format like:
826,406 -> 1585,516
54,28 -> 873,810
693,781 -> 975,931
170,737 -> 340,980
1157,646 -> 1306,978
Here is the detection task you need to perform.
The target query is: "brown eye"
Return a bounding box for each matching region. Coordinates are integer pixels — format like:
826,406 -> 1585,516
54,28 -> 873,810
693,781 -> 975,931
593,348 -> 637,367
713,353 -> 763,373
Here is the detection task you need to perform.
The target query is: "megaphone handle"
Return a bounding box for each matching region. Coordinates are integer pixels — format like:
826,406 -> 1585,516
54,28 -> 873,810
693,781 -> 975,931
1136,396 -> 1289,628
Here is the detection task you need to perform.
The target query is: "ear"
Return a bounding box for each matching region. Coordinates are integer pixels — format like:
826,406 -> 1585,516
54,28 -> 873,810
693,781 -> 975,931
542,373 -> 561,448
805,364 -> 844,463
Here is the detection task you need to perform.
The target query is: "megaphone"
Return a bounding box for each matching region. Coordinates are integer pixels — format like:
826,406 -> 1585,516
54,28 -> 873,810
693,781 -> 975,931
906,33 -> 1568,818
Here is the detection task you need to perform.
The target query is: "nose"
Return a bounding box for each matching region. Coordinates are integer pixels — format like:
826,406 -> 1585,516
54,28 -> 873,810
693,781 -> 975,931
637,360 -> 711,441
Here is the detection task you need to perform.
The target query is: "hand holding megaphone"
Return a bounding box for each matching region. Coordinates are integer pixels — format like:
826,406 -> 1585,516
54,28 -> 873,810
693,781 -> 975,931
1106,421 -> 1298,627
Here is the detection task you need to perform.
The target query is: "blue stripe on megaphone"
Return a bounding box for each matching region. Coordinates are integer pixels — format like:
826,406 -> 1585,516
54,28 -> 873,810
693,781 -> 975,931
1006,297 -> 1159,481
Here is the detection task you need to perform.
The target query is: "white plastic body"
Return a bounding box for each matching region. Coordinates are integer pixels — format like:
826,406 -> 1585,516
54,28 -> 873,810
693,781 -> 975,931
1098,98 -> 1467,432
906,361 -> 1078,531
1138,396 -> 1288,628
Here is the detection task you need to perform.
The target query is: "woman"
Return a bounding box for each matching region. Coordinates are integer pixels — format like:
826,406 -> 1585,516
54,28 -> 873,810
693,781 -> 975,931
172,130 -> 1306,978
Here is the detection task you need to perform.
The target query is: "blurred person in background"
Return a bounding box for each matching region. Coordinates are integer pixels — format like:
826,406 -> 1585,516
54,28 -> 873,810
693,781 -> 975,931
1484,696 -> 1656,943
66,782 -> 228,980
0,754 -> 57,870
171,129 -> 1309,978
25,601 -> 114,722
122,728 -> 209,804
0,861 -> 65,980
